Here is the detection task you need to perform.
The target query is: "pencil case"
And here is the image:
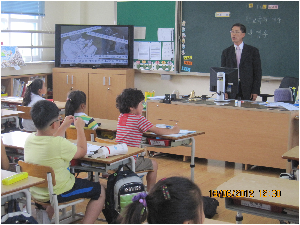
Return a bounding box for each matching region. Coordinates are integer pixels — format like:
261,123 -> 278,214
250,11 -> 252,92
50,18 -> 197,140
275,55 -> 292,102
2,172 -> 28,185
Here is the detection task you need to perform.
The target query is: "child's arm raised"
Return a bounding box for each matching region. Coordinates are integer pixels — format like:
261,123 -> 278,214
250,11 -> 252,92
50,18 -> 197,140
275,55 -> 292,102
148,125 -> 180,136
73,117 -> 87,159
54,115 -> 74,137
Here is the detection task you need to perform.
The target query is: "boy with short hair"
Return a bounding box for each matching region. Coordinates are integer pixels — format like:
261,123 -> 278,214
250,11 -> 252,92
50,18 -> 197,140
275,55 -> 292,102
24,100 -> 105,224
116,88 -> 180,191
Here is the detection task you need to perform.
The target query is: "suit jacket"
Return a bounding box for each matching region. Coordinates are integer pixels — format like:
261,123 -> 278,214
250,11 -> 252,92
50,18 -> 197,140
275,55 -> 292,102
221,44 -> 262,100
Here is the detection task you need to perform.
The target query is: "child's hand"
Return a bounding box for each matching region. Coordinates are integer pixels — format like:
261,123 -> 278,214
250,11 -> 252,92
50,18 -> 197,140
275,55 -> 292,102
62,115 -> 74,126
74,117 -> 85,130
171,125 -> 180,134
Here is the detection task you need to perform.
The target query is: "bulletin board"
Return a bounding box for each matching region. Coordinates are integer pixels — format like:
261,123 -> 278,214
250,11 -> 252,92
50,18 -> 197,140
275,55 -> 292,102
117,1 -> 176,71
180,1 -> 299,78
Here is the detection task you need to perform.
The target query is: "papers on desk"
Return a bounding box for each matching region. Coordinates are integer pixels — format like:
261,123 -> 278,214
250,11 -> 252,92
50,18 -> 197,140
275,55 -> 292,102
259,102 -> 299,111
153,124 -> 196,137
164,130 -> 196,138
73,143 -> 101,155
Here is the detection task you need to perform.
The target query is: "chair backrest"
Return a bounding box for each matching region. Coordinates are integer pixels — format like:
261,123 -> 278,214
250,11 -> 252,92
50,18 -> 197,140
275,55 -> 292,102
279,77 -> 299,92
16,105 -> 32,120
274,88 -> 293,102
66,127 -> 96,141
18,160 -> 55,187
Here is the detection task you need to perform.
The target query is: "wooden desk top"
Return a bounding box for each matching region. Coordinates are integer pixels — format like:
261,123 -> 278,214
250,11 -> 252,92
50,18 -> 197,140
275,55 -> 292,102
143,130 -> 205,141
2,131 -> 31,149
282,146 -> 299,161
94,118 -> 117,132
2,132 -> 143,164
1,109 -> 24,118
216,173 -> 299,210
1,170 -> 45,196
69,140 -> 144,164
1,97 -> 65,109
1,97 -> 23,104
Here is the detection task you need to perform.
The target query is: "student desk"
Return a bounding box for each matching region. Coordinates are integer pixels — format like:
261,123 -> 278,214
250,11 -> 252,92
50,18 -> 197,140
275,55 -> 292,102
146,99 -> 299,170
216,173 -> 299,223
1,132 -> 144,182
142,131 -> 205,181
1,97 -> 66,110
1,109 -> 25,129
68,140 -> 144,181
1,169 -> 45,215
282,146 -> 299,176
94,118 -> 117,132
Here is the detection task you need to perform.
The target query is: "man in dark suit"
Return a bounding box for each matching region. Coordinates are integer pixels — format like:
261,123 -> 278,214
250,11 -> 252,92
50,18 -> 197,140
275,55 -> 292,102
221,23 -> 262,101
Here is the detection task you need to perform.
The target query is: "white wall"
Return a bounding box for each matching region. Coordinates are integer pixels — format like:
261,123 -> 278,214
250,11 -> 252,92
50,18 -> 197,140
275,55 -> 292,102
1,1 -> 281,102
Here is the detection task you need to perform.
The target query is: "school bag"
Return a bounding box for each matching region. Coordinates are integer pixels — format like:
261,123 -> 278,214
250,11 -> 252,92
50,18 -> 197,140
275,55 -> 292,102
102,164 -> 146,224
203,196 -> 219,218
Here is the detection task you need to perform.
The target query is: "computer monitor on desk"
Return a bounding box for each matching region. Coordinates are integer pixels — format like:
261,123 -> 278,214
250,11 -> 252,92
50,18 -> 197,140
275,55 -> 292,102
210,67 -> 239,100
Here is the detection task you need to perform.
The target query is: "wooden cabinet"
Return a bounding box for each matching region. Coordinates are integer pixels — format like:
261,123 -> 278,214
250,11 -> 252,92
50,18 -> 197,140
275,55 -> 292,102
146,100 -> 299,170
53,69 -> 89,113
52,68 -> 134,119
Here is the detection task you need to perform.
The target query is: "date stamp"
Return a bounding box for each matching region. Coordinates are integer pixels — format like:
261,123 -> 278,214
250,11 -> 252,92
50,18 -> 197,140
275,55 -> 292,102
209,190 -> 281,198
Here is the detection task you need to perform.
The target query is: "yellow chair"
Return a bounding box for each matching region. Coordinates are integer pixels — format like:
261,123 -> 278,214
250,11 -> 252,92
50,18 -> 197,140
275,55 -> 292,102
16,105 -> 32,120
17,160 -> 84,224
65,127 -> 96,141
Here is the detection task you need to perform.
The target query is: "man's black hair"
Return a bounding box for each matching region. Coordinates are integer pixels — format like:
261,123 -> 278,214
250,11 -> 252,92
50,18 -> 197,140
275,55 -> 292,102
116,88 -> 144,114
31,100 -> 59,130
231,23 -> 246,33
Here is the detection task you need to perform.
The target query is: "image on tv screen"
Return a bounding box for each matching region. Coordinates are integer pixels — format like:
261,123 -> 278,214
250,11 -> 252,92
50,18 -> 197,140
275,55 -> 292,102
60,25 -> 129,65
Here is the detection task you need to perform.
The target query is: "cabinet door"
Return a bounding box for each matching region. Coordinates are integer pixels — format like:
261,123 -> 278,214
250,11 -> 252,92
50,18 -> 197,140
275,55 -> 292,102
89,72 -> 131,120
53,72 -> 89,113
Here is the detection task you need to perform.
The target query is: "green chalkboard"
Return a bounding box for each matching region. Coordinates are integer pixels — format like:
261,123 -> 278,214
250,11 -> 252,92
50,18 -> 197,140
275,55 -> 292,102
181,1 -> 299,77
117,1 -> 176,71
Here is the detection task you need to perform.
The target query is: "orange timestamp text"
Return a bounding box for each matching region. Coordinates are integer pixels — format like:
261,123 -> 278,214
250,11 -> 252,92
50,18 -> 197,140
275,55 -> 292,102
209,189 -> 281,198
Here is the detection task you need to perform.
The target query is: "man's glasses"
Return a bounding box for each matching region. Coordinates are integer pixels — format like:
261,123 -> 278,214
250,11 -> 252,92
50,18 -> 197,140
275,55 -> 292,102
230,31 -> 242,34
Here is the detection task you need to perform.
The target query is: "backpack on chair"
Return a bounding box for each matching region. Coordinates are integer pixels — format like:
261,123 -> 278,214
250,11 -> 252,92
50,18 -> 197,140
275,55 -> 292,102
102,164 -> 145,224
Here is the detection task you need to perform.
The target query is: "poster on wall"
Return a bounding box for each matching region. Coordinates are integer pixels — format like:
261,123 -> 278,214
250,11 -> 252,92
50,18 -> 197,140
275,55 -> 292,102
1,46 -> 25,70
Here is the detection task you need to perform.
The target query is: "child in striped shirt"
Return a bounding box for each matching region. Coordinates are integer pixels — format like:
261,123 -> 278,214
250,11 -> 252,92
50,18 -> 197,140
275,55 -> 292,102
116,88 -> 180,191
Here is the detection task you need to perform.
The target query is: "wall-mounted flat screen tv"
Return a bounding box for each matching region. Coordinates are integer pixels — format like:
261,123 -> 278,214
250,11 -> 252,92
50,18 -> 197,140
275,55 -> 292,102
55,24 -> 134,68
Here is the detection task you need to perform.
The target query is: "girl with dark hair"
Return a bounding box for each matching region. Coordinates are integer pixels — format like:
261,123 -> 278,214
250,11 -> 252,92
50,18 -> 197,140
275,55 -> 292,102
65,90 -> 98,130
119,176 -> 204,224
21,78 -> 47,131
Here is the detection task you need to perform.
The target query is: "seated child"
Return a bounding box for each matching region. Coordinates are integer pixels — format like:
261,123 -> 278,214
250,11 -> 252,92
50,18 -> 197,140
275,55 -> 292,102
24,100 -> 105,223
65,90 -> 98,130
116,88 -> 180,191
119,176 -> 205,224
22,78 -> 47,131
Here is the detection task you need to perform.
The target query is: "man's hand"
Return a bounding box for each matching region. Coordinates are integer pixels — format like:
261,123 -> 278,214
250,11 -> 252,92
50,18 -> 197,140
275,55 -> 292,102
251,94 -> 258,101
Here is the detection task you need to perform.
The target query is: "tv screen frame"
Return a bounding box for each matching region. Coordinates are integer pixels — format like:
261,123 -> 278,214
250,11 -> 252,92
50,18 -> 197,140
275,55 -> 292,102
55,24 -> 134,68
210,67 -> 239,99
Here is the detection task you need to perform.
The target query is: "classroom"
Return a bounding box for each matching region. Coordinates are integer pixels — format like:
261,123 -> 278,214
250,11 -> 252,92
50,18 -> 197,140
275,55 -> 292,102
1,1 -> 299,224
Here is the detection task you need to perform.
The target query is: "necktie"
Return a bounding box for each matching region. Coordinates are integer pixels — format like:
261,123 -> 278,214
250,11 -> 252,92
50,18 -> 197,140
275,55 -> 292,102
236,46 -> 241,68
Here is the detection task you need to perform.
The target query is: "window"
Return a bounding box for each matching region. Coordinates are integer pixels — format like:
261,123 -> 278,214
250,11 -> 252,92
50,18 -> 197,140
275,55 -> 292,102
1,14 -> 42,61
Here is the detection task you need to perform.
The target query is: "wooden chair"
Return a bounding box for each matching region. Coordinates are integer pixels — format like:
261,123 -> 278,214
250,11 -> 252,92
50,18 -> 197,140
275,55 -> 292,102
16,105 -> 32,120
17,160 -> 84,224
65,127 -> 96,141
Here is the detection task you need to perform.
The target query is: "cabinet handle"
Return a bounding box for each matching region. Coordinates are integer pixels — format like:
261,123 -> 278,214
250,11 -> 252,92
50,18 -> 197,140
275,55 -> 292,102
108,77 -> 111,86
108,88 -> 110,90
103,77 -> 106,86
71,75 -> 73,84
71,87 -> 73,91
67,75 -> 68,84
